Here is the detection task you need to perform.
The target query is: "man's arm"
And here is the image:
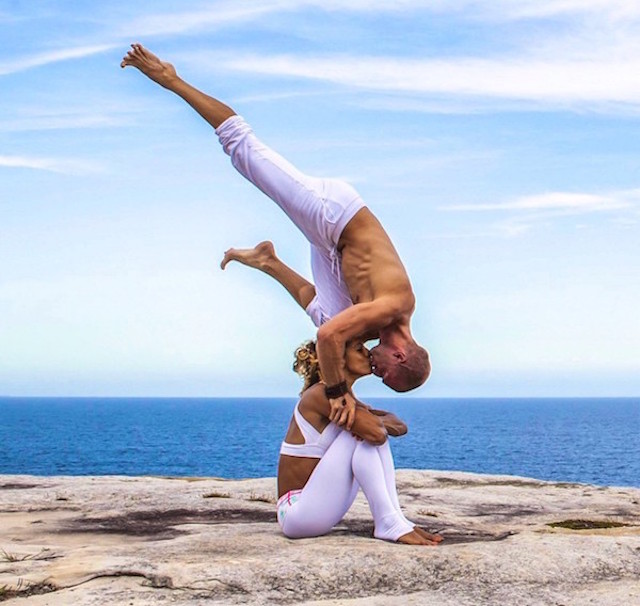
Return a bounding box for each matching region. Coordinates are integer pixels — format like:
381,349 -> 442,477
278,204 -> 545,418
317,297 -> 402,383
316,297 -> 403,429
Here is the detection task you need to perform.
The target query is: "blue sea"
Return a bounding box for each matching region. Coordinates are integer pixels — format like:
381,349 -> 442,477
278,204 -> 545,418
0,398 -> 638,487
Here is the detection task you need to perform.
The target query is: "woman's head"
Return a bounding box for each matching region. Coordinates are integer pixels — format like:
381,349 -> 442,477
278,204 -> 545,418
293,339 -> 372,393
344,341 -> 372,379
293,340 -> 321,393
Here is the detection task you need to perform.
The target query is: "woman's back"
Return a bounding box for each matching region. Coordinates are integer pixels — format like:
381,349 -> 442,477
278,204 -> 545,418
277,384 -> 333,498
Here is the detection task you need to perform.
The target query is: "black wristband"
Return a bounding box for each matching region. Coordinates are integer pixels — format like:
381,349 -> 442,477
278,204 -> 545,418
325,380 -> 349,399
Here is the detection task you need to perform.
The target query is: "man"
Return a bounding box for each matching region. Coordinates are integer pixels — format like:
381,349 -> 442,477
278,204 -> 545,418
121,44 -> 431,429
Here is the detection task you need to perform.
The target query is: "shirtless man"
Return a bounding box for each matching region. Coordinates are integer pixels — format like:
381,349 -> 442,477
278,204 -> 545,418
121,44 -> 431,428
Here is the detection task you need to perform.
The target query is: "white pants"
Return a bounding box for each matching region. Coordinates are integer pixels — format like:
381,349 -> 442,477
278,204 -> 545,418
216,115 -> 366,326
277,432 -> 414,541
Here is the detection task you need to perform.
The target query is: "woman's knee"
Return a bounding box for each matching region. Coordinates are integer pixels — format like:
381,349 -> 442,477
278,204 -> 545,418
281,517 -> 334,539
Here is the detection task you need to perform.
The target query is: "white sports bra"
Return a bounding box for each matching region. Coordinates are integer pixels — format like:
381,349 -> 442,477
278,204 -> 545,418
279,401 -> 341,459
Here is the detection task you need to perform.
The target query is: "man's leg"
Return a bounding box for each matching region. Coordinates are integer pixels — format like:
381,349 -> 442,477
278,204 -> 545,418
122,44 -> 325,245
221,241 -> 316,312
121,44 -> 235,129
123,44 -> 359,324
122,44 -> 363,253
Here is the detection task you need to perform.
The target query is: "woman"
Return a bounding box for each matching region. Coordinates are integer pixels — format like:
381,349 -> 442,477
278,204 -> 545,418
277,340 -> 442,545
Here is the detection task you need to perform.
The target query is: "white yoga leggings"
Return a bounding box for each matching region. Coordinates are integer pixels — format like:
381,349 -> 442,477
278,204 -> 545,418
277,431 -> 414,541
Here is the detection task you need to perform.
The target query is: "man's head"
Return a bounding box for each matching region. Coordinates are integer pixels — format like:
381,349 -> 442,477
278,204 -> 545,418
369,340 -> 431,392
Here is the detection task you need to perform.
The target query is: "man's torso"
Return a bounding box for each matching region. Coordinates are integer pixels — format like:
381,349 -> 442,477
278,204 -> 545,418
338,208 -> 414,309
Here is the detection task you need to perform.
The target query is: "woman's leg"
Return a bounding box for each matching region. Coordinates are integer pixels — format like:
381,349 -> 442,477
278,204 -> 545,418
376,440 -> 405,515
376,441 -> 443,543
351,441 -> 414,541
279,431 -> 359,539
279,432 -> 440,544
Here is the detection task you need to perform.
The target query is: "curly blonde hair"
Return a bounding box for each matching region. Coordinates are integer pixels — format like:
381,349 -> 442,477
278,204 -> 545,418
292,340 -> 322,394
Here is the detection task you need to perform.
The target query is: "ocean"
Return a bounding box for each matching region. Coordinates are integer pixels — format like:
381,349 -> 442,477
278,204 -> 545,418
1,397 -> 638,487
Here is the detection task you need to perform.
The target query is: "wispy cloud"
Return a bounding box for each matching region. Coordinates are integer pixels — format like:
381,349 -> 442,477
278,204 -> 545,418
0,101 -> 152,133
107,0 -> 640,55
117,2 -> 293,37
206,53 -> 640,110
0,114 -> 127,133
439,188 -> 640,237
0,155 -> 105,175
136,0 -> 638,114
0,44 -> 116,77
118,0 -> 640,33
456,0 -> 640,21
442,191 -> 636,212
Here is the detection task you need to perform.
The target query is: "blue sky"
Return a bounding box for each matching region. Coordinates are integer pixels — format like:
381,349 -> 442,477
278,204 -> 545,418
1,1 -> 639,397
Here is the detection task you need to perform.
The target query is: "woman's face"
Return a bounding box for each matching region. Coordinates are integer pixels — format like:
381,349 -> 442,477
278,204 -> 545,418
345,341 -> 372,378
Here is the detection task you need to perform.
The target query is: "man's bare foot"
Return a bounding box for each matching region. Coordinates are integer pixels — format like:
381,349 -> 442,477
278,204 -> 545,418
413,526 -> 443,543
396,529 -> 439,546
120,43 -> 178,88
221,241 -> 276,271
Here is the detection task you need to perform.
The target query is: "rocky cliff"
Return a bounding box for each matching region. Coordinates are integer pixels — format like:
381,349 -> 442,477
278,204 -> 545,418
1,471 -> 639,605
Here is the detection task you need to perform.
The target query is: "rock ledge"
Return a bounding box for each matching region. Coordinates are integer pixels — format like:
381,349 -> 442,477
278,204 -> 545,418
1,471 -> 639,605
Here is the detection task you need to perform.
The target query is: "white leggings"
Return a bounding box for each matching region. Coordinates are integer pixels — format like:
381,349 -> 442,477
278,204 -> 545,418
215,115 -> 365,326
277,431 -> 414,541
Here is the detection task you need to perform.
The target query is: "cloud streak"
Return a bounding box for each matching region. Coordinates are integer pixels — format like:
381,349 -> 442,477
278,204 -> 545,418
118,0 -> 640,36
0,114 -> 128,132
0,155 -> 104,175
442,191 -> 637,213
118,2 -> 293,37
0,44 -> 116,77
208,53 -> 640,110
438,189 -> 640,237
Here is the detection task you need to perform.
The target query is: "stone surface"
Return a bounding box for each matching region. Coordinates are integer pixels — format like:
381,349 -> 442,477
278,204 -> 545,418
0,471 -> 639,605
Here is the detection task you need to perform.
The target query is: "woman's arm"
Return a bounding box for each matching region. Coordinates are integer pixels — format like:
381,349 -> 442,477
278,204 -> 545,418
300,386 -> 387,446
358,404 -> 408,437
369,409 -> 408,437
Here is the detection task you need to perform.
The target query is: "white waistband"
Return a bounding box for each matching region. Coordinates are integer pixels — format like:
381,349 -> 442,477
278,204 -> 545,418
279,441 -> 324,458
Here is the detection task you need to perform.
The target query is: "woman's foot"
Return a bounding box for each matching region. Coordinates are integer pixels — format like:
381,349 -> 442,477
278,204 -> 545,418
413,526 -> 443,543
396,529 -> 440,546
121,43 -> 178,88
221,241 -> 276,271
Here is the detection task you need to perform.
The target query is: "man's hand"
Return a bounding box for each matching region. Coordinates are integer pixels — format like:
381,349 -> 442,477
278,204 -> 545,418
328,392 -> 357,430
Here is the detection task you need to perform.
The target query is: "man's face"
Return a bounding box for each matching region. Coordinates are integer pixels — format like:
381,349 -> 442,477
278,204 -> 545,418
369,344 -> 400,387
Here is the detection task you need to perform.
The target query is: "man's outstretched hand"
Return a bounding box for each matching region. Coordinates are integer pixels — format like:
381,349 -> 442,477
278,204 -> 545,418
328,392 -> 357,430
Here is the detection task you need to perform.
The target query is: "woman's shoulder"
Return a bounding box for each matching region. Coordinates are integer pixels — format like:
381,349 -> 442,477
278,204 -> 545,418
298,383 -> 329,416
